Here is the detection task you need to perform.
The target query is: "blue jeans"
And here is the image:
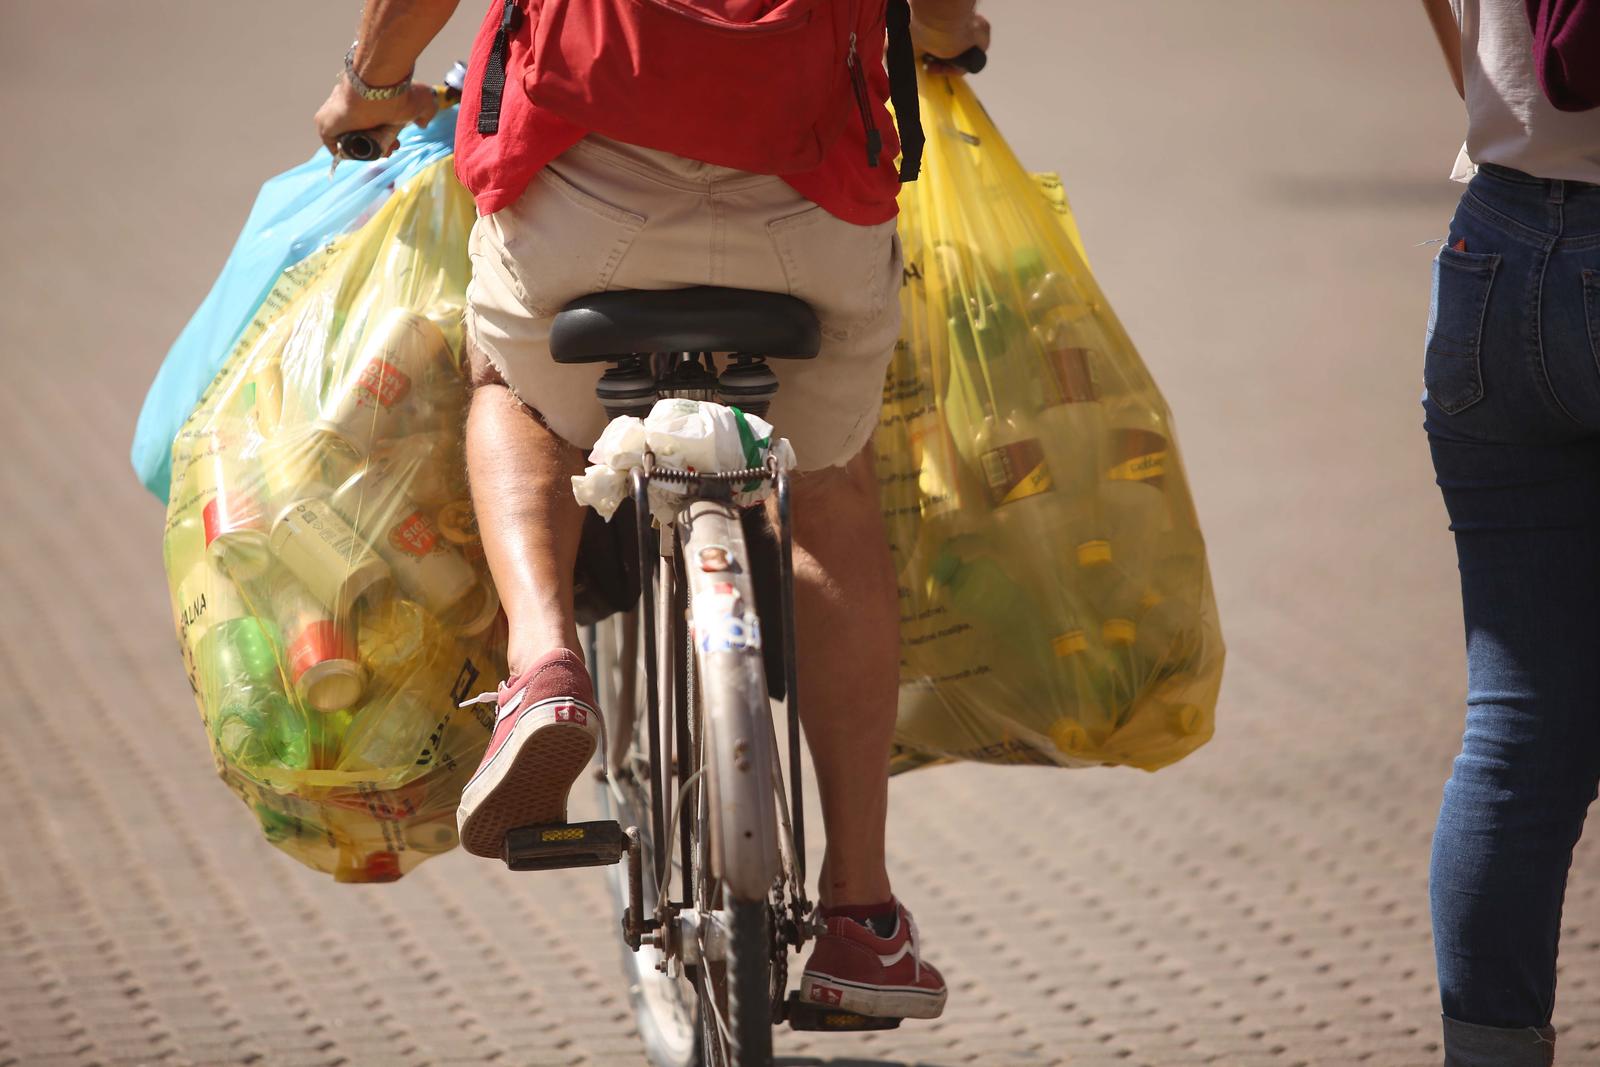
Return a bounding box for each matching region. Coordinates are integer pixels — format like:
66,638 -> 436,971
1424,164 -> 1600,1067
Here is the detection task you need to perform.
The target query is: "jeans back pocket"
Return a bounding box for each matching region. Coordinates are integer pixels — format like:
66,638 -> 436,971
1425,246 -> 1500,415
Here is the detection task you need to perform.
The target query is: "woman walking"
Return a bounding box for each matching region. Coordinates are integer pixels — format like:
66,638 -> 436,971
1420,2 -> 1600,1064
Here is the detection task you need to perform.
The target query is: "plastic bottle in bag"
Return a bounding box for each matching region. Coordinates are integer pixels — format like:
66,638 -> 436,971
341,598 -> 486,778
894,247 -> 992,574
1097,393 -> 1174,582
1140,549 -> 1210,674
184,567 -> 308,771
330,466 -> 499,636
928,548 -> 1056,669
930,543 -> 1117,745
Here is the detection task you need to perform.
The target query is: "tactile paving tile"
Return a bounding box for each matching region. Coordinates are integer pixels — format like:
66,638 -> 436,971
4,3 -> 1600,1066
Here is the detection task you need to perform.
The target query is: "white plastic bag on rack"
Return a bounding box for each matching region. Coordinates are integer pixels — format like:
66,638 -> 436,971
573,398 -> 796,525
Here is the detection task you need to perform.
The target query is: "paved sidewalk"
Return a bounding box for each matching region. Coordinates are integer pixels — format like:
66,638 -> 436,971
3,2 -> 1598,1065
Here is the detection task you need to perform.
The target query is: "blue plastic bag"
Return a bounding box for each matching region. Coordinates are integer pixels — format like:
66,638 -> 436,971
131,109 -> 461,502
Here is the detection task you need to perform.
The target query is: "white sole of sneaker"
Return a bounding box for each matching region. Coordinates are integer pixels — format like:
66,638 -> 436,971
797,973 -> 948,1020
457,699 -> 600,859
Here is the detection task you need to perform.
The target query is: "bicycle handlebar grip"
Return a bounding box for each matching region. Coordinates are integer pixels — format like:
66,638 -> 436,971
925,46 -> 988,74
335,130 -> 388,162
949,46 -> 987,74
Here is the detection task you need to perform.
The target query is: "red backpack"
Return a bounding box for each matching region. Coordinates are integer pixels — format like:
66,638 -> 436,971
475,0 -> 924,180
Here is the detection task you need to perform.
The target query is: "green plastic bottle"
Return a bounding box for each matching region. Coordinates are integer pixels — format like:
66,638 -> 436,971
930,545 -> 1116,749
198,615 -> 309,773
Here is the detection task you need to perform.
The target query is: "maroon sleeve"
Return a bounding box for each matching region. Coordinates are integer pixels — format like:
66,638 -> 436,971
1525,0 -> 1600,111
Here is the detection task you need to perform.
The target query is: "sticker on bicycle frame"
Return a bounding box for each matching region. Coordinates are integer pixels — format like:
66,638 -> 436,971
695,611 -> 763,654
697,544 -> 734,573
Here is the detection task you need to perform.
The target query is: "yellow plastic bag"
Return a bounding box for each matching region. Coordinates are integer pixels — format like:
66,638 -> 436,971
162,156 -> 506,881
880,75 -> 1224,773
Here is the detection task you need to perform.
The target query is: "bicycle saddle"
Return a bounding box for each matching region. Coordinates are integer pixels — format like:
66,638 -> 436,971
550,287 -> 821,364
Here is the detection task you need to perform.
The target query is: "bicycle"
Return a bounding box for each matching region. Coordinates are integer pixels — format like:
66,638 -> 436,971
493,287 -> 902,1067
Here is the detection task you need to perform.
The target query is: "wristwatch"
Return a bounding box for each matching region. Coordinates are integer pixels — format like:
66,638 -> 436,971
343,41 -> 414,100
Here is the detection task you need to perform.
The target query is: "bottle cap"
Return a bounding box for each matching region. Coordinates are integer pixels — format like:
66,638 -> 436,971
1051,630 -> 1087,657
1050,719 -> 1090,755
1102,618 -> 1137,646
436,499 -> 480,548
1077,540 -> 1113,567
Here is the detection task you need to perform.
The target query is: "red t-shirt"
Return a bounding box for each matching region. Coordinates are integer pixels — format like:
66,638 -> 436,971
453,1 -> 903,226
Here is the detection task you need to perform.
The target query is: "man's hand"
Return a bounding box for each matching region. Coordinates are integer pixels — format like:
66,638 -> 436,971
314,76 -> 439,157
910,2 -> 990,72
312,0 -> 461,155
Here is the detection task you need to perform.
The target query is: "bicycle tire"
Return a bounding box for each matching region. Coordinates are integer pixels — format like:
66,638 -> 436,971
589,613 -> 701,1067
691,795 -> 775,1067
722,897 -> 773,1065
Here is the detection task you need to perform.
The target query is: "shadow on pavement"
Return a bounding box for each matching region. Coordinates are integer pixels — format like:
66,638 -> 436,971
777,1059 -> 958,1067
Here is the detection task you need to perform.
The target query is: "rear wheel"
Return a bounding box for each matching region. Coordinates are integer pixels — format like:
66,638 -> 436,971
682,498 -> 781,1067
591,612 -> 700,1067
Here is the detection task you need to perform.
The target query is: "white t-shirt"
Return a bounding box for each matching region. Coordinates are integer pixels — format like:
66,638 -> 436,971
1450,0 -> 1600,183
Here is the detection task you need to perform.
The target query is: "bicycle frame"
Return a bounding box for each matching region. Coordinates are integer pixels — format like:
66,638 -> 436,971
624,458 -> 810,937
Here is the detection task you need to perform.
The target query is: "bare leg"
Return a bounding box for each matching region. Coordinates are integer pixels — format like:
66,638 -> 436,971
464,343 -> 586,675
777,445 -> 899,909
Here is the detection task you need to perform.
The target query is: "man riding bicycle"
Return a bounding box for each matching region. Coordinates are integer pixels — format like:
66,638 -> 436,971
316,0 -> 988,1021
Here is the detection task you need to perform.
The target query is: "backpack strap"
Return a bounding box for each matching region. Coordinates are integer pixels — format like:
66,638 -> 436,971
477,0 -> 521,135
885,0 -> 923,181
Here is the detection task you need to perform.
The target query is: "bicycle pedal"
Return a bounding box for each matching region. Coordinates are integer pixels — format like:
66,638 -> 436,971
502,820 -> 625,872
784,994 -> 903,1032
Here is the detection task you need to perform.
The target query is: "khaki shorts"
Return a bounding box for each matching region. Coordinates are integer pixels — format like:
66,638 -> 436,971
464,135 -> 902,471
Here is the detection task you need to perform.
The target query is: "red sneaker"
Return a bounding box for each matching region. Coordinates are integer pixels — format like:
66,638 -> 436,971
799,900 -> 947,1019
456,649 -> 602,859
